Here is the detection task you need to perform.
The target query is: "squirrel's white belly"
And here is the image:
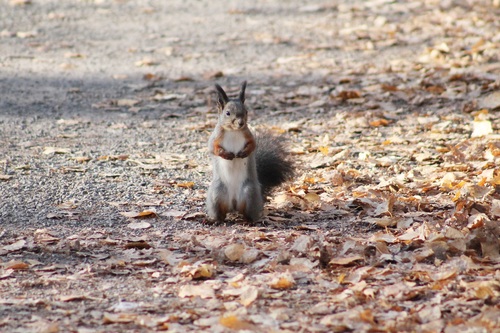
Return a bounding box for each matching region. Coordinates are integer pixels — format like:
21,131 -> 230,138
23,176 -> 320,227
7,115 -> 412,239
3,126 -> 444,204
219,131 -> 248,208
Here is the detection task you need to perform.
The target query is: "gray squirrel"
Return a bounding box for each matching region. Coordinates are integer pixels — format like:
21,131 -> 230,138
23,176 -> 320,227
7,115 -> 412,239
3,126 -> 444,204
206,81 -> 294,222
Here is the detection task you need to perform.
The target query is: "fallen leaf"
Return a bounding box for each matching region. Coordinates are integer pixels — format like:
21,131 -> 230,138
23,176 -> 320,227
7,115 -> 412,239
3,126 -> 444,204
471,120 -> 493,138
269,273 -> 295,290
4,260 -> 29,270
219,315 -> 256,330
59,295 -> 89,302
126,221 -> 152,229
178,284 -> 215,299
102,313 -> 137,324
3,239 -> 26,252
189,263 -> 216,280
124,241 -> 152,249
239,286 -> 259,306
135,58 -> 157,67
290,235 -> 311,253
337,90 -> 361,100
329,256 -> 364,266
224,243 -> 245,262
43,147 -> 71,155
161,210 -> 187,219
116,99 -> 140,107
175,181 -> 195,189
121,211 -> 157,219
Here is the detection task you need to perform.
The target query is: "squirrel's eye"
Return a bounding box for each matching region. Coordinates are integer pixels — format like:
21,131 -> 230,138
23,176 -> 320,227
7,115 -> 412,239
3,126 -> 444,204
225,111 -> 230,116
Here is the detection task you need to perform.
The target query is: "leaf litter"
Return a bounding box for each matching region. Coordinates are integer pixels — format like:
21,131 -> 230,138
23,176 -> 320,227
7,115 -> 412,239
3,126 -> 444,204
1,0 -> 500,332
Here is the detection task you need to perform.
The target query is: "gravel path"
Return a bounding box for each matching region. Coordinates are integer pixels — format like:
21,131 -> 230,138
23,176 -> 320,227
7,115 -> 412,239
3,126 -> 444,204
1,1 -> 499,332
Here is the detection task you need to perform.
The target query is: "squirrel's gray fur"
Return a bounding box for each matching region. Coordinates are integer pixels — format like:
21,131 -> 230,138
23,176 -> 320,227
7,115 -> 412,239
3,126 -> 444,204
206,82 -> 294,222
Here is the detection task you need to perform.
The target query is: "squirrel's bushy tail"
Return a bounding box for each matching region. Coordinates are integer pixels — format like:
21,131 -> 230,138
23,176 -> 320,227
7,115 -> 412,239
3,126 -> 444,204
255,133 -> 294,196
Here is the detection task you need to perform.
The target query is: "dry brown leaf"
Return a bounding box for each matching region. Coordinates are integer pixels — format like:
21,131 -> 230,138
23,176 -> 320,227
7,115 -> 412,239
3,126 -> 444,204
467,213 -> 488,230
116,99 -> 140,107
43,147 -> 71,155
290,234 -> 311,253
121,211 -> 157,219
372,195 -> 395,216
0,174 -> 13,181
178,284 -> 215,299
182,211 -> 205,220
491,199 -> 500,216
102,312 -> 137,324
329,256 -> 364,266
161,210 -> 186,219
4,260 -> 29,270
224,243 -> 245,262
359,308 -> 376,325
3,239 -> 26,252
431,269 -> 457,281
124,241 -> 152,249
126,221 -> 152,229
337,90 -> 361,100
59,295 -> 89,302
10,0 -> 32,6
239,286 -> 259,307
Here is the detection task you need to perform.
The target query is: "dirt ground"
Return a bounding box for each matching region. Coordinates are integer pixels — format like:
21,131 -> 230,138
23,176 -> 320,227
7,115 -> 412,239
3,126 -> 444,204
1,0 -> 500,332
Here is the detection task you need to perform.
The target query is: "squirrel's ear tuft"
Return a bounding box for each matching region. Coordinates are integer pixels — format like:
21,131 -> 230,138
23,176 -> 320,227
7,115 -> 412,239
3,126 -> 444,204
239,81 -> 247,104
215,84 -> 229,110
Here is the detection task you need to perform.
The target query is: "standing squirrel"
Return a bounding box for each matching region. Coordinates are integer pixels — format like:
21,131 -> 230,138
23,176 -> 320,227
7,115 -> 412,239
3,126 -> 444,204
206,81 -> 294,222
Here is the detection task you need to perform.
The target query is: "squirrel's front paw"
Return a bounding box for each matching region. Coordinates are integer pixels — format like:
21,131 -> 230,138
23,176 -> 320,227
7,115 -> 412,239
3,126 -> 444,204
219,150 -> 235,160
236,150 -> 249,159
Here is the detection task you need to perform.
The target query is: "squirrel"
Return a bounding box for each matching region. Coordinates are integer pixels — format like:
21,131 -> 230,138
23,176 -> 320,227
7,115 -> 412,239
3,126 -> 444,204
206,81 -> 294,223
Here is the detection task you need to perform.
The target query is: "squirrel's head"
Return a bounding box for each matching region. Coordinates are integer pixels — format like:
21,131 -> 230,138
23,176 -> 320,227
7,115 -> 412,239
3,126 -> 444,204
215,81 -> 248,131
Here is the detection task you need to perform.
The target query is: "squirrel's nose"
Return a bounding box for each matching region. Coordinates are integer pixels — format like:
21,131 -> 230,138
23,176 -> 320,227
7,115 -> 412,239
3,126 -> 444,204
237,119 -> 244,127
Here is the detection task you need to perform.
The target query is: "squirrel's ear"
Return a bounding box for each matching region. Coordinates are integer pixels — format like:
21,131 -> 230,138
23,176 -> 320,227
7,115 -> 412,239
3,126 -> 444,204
239,81 -> 247,104
215,84 -> 229,110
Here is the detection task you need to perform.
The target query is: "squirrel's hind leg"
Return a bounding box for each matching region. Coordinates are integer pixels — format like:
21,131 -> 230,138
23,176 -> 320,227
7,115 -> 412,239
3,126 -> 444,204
206,181 -> 229,222
238,180 -> 263,222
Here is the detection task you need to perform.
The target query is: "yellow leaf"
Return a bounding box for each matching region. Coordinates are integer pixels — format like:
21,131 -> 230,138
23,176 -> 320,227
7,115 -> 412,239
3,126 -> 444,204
304,192 -> 320,203
475,286 -> 495,299
219,316 -> 255,330
120,211 -> 157,219
304,177 -> 317,184
190,264 -> 215,280
369,119 -> 390,127
318,146 -> 329,155
175,181 -> 195,189
269,274 -> 295,290
359,309 -> 375,324
477,177 -> 487,187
